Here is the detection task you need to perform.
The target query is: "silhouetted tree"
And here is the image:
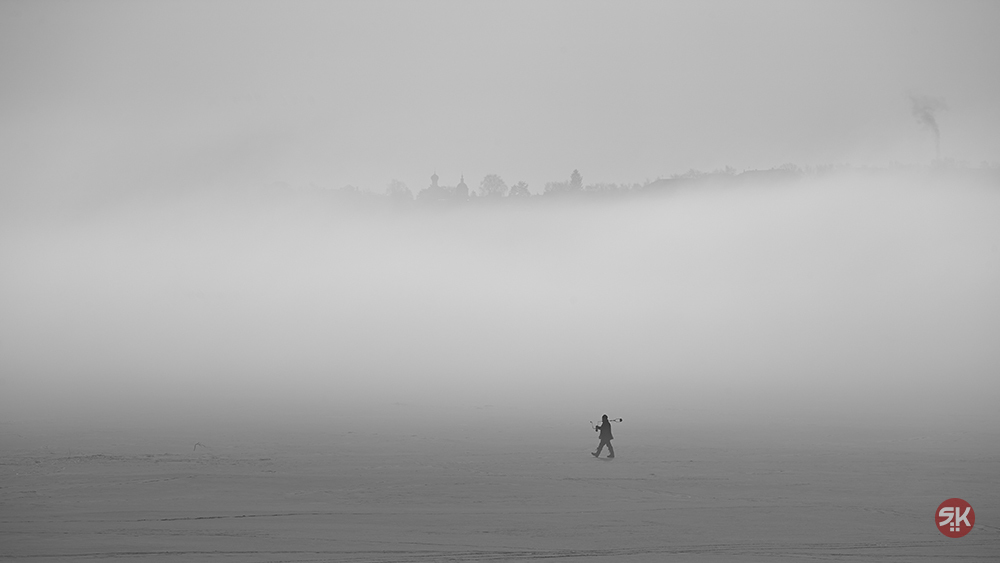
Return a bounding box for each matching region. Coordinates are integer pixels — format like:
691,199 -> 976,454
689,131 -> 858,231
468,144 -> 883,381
334,184 -> 378,203
479,174 -> 508,197
508,181 -> 531,198
386,179 -> 413,201
674,169 -> 706,180
544,170 -> 583,195
544,180 -> 569,194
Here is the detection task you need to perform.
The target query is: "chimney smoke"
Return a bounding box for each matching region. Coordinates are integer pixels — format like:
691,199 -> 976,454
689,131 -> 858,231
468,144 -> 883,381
909,94 -> 947,161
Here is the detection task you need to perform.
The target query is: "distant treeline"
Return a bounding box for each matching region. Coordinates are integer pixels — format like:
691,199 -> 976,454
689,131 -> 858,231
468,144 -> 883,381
289,160 -> 1000,205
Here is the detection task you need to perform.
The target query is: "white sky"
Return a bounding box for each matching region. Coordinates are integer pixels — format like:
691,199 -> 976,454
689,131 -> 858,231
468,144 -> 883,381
2,0 -> 999,199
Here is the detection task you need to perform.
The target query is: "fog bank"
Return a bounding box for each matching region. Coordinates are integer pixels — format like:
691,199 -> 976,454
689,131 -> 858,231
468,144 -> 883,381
2,172 -> 998,435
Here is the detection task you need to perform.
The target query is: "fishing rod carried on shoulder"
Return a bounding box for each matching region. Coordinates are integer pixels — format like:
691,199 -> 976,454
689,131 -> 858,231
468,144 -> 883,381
590,418 -> 623,431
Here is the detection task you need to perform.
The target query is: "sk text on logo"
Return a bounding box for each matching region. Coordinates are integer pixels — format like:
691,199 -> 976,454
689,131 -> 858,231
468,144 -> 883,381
936,498 -> 975,538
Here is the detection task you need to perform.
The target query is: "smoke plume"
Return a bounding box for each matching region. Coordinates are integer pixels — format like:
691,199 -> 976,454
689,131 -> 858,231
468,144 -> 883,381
909,94 -> 947,160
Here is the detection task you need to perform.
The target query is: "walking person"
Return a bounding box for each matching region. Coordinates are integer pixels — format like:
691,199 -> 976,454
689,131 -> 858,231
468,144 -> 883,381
592,414 -> 615,459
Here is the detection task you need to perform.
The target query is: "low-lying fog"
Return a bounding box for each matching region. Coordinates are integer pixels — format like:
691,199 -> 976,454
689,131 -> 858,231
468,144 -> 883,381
2,172 -> 998,438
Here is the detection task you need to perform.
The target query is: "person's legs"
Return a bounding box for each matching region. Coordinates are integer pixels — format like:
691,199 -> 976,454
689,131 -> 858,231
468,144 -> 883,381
594,440 -> 605,455
606,442 -> 615,458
